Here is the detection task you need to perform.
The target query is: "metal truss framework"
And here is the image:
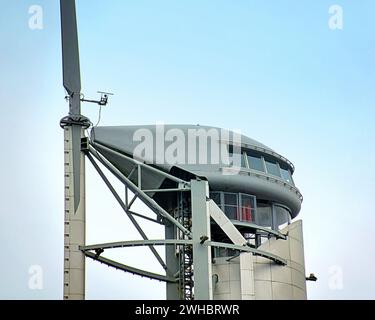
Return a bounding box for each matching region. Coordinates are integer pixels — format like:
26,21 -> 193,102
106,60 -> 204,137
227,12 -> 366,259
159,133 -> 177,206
83,141 -> 287,299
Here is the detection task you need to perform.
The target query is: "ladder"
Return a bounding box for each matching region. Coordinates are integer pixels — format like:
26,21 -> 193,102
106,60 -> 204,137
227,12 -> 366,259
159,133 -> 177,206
176,193 -> 194,300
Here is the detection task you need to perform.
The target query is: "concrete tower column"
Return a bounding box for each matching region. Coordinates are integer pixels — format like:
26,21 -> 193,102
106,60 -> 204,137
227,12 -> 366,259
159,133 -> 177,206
63,126 -> 85,300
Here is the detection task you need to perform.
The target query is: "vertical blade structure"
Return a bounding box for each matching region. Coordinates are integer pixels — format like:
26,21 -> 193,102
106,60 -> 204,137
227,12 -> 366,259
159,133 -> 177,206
71,124 -> 82,212
60,0 -> 82,213
60,0 -> 81,116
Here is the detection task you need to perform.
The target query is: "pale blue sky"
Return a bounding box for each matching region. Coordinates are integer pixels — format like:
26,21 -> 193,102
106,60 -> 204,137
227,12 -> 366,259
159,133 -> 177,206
0,0 -> 374,299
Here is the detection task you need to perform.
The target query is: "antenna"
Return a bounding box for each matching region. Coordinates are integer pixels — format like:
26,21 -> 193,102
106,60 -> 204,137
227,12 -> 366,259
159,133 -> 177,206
80,91 -> 114,106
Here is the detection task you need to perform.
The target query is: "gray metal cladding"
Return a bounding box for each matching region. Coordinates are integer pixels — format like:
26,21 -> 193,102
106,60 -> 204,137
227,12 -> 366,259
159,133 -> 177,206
91,124 -> 302,217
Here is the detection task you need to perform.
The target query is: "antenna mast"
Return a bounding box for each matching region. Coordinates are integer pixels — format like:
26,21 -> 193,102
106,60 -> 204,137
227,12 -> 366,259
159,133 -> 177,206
59,0 -> 89,300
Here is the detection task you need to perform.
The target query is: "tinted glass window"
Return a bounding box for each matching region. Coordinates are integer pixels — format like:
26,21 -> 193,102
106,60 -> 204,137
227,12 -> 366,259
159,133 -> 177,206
224,193 -> 237,206
242,153 -> 247,168
240,194 -> 256,223
265,160 -> 281,177
228,145 -> 246,168
274,205 -> 290,230
229,152 -> 246,168
214,247 -> 239,258
247,154 -> 264,172
256,202 -> 272,227
210,192 -> 221,205
280,168 -> 293,184
224,206 -> 238,220
224,193 -> 238,220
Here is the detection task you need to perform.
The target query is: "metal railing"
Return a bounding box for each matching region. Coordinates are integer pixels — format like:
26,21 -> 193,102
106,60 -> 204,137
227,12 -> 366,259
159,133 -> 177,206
220,167 -> 303,202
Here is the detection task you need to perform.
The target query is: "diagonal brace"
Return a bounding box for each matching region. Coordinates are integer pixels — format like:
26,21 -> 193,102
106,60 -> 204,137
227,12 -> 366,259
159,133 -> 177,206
86,152 -> 168,271
88,145 -> 192,238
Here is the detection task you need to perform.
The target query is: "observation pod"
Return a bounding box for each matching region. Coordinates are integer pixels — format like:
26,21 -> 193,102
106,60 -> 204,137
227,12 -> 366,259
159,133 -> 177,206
89,124 -> 307,300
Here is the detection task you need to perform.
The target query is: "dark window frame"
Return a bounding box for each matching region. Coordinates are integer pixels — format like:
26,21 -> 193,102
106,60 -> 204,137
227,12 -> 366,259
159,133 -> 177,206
209,191 -> 292,232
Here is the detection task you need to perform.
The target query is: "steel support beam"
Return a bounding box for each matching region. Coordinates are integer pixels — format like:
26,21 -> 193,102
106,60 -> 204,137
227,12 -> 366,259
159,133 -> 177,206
191,180 -> 213,300
128,194 -> 138,209
84,252 -> 176,283
128,210 -> 162,224
88,145 -> 192,238
86,152 -> 168,271
92,142 -> 190,186
143,188 -> 190,193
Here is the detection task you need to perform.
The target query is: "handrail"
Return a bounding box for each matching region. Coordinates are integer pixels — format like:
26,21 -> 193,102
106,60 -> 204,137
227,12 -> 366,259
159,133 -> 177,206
81,239 -> 193,251
81,239 -> 287,265
228,220 -> 287,240
208,241 -> 287,265
220,167 -> 303,202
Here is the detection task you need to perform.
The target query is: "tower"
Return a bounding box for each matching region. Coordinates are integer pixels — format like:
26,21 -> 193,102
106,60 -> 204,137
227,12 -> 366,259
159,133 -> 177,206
86,125 -> 307,300
59,1 -> 307,300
